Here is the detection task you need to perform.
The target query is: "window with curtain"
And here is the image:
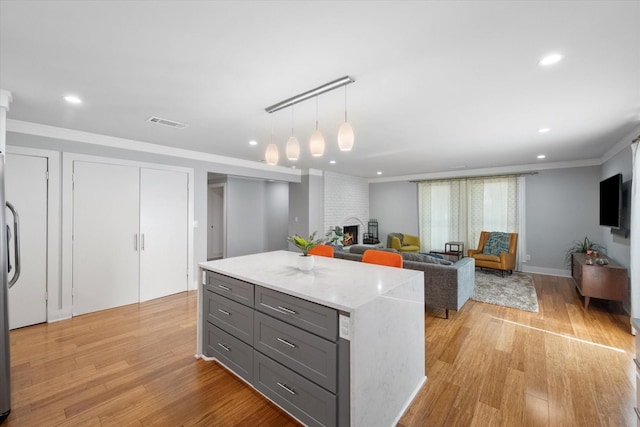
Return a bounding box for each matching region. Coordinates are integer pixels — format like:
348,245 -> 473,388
418,176 -> 519,254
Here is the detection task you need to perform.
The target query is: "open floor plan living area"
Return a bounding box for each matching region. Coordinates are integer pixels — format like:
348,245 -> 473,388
1,1 -> 639,426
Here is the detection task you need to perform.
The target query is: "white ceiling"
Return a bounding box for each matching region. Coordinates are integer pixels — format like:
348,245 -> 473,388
1,1 -> 639,179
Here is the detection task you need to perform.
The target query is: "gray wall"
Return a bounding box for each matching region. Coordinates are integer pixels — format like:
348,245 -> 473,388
226,177 -> 266,257
369,181 -> 419,245
600,146 -> 632,271
524,167 -> 601,275
265,181 -> 289,252
288,172 -> 324,242
369,167 -> 604,275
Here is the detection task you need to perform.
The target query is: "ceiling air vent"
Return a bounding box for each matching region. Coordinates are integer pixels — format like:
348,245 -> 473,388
146,116 -> 188,129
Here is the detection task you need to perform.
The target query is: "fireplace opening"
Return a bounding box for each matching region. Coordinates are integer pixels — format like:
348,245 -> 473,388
343,225 -> 358,246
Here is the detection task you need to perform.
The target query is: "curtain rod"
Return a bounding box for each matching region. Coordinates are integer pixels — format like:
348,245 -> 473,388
410,171 -> 538,184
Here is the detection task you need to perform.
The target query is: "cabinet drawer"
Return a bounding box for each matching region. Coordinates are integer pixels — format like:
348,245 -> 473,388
254,311 -> 337,393
205,322 -> 253,383
206,290 -> 253,345
255,286 -> 338,342
206,271 -> 254,307
254,351 -> 336,427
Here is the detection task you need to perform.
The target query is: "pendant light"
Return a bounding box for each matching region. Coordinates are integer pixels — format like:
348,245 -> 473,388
337,85 -> 354,151
286,106 -> 300,161
265,143 -> 279,165
309,96 -> 325,157
265,115 -> 279,165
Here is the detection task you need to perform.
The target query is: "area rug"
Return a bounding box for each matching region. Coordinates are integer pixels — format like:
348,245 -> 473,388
471,270 -> 539,312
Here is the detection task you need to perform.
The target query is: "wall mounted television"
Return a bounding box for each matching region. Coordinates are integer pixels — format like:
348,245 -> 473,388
599,173 -> 631,238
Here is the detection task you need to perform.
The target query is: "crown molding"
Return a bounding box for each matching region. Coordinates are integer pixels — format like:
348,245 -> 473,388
368,159 -> 602,183
600,124 -> 640,163
7,119 -> 301,177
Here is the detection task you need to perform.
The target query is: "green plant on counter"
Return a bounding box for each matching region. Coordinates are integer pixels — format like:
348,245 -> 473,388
287,231 -> 325,256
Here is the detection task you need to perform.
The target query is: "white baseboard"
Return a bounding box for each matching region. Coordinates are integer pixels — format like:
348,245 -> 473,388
521,265 -> 571,277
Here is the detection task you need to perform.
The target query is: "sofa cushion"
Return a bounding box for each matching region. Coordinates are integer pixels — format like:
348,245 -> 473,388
349,245 -> 398,255
402,252 -> 453,265
482,232 -> 510,256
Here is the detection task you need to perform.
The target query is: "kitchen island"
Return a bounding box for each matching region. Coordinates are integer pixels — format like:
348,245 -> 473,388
197,250 -> 425,427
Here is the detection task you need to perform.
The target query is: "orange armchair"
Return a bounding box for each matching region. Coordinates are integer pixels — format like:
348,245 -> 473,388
467,231 -> 518,276
362,249 -> 403,268
308,244 -> 334,258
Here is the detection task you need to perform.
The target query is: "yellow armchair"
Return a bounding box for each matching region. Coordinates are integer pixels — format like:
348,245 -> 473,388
388,233 -> 420,253
468,231 -> 518,276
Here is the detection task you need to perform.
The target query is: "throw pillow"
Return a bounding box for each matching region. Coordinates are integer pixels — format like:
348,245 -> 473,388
482,232 -> 510,256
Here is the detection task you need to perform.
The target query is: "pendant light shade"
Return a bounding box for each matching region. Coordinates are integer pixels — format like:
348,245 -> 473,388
286,136 -> 300,161
338,122 -> 354,151
265,143 -> 279,165
309,130 -> 325,157
337,85 -> 354,151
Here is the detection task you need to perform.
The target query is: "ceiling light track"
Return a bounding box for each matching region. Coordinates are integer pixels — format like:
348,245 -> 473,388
265,75 -> 355,113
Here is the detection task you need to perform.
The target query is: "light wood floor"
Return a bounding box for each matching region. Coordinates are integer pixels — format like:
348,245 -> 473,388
5,274 -> 635,426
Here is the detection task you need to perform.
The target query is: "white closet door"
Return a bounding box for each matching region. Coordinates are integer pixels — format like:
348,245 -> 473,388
6,154 -> 47,329
139,168 -> 188,302
73,161 -> 140,315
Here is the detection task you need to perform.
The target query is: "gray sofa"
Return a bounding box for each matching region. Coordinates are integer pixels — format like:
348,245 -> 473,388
333,245 -> 475,318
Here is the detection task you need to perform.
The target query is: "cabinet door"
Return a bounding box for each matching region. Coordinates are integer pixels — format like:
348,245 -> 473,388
72,161 -> 140,315
6,153 -> 48,329
139,168 -> 188,302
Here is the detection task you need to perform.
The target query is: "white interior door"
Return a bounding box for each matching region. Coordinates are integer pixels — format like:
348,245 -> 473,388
6,153 -> 47,329
207,185 -> 224,260
73,161 -> 140,315
139,168 -> 188,302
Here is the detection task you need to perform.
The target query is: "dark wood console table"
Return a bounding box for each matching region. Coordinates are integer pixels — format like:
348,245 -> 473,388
571,252 -> 628,309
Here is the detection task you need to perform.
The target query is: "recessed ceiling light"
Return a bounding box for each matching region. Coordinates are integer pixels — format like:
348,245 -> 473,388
249,140 -> 258,146
538,127 -> 551,133
330,160 -> 336,164
537,154 -> 546,159
538,53 -> 563,66
377,171 -> 382,175
63,95 -> 82,104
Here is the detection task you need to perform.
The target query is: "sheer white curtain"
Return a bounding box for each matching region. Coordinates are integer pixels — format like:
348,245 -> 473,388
630,141 -> 640,324
418,180 -> 463,252
418,176 -> 519,258
466,176 -> 518,249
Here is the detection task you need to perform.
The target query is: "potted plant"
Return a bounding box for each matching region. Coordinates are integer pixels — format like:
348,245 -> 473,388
325,226 -> 346,246
565,236 -> 606,265
287,231 -> 325,271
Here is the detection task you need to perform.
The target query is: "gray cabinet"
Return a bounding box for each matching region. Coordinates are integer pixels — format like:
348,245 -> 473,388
203,270 -> 347,427
254,351 -> 337,427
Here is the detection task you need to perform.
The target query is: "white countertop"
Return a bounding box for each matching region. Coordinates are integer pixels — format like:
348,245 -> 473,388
199,250 -> 423,313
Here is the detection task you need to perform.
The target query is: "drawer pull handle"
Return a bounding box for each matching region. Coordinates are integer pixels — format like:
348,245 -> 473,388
634,358 -> 640,371
217,343 -> 231,352
277,337 -> 297,348
277,382 -> 297,395
277,306 -> 297,315
217,309 -> 231,316
218,284 -> 231,291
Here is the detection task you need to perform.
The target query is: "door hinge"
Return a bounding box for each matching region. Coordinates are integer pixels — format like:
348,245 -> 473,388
45,291 -> 48,302
46,171 -> 49,180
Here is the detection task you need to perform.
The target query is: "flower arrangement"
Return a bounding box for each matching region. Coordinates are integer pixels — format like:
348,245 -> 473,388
287,231 -> 325,256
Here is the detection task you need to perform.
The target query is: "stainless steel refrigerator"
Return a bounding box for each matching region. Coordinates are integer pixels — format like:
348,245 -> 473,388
1,152 -> 21,424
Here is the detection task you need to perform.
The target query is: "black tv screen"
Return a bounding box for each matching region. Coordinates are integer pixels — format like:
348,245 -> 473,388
599,173 -> 622,228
